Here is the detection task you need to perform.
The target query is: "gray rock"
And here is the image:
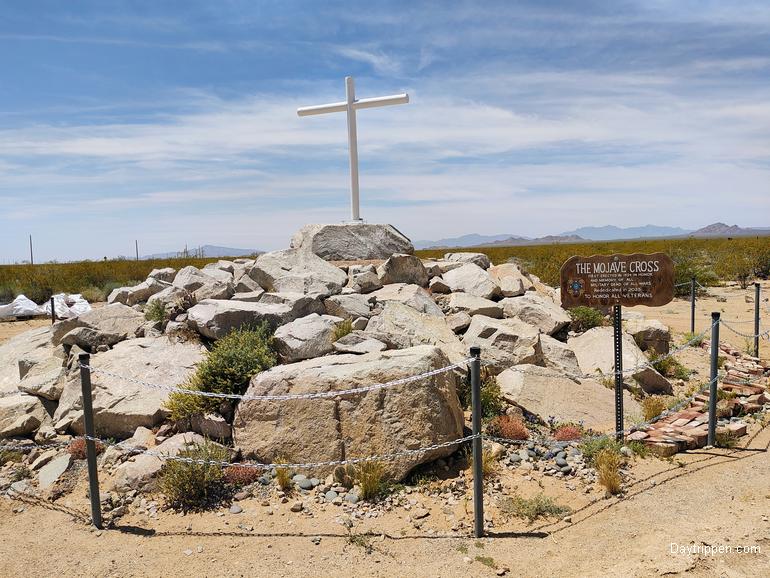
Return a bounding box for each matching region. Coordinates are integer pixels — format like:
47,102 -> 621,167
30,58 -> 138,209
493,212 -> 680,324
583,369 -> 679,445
190,413 -> 232,439
351,317 -> 368,331
297,478 -> 314,490
230,290 -> 266,303
441,264 -> 501,299
443,252 -> 491,270
325,490 -> 338,502
447,293 -> 503,318
461,316 -> 542,374
234,274 -> 262,294
377,254 -> 429,287
51,303 -> 145,347
624,318 -> 671,355
274,313 -> 344,362
53,337 -> 206,438
324,294 -> 372,320
38,453 -> 72,490
445,311 -> 472,334
500,293 -> 571,335
17,356 -> 65,400
488,263 -> 533,297
428,277 -> 451,294
108,278 -> 166,306
258,292 -> 326,318
539,335 -> 581,376
368,284 -> 443,317
247,249 -> 347,297
346,271 -> 383,294
147,286 -> 194,316
290,223 -> 414,261
344,493 -> 359,504
148,267 -> 176,283
229,504 -> 243,514
187,299 -> 294,340
0,393 -> 47,438
333,331 -> 388,354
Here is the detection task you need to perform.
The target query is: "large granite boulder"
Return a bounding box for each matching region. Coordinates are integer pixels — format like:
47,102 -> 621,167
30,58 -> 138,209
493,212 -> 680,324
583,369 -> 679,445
0,326 -> 52,393
290,223 -> 414,261
462,315 -> 542,374
247,249 -> 347,297
53,337 -> 206,438
497,365 -> 640,432
568,327 -> 672,394
346,270 -> 382,294
146,286 -> 194,316
377,254 -> 429,287
232,346 -> 463,480
441,263 -> 501,300
18,356 -> 66,400
172,266 -> 234,301
488,263 -> 533,297
273,313 -> 344,363
148,267 -> 176,283
51,303 -> 145,347
257,292 -> 326,318
364,302 -> 467,365
333,331 -> 388,354
187,299 -> 297,339
500,293 -> 571,335
368,284 -> 443,316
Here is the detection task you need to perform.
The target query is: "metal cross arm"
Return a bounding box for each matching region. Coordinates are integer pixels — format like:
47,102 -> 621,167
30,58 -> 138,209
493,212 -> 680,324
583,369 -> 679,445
297,76 -> 409,222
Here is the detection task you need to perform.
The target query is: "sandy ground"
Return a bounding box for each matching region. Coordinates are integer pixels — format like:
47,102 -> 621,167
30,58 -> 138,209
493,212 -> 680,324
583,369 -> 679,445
1,421 -> 768,577
0,317 -> 52,344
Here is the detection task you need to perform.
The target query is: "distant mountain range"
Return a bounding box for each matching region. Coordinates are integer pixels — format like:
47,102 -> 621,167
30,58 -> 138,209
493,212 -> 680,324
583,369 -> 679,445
143,245 -> 261,259
414,223 -> 770,249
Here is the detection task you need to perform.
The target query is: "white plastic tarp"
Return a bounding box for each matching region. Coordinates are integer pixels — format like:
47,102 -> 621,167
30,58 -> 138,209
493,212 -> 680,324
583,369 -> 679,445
0,293 -> 92,319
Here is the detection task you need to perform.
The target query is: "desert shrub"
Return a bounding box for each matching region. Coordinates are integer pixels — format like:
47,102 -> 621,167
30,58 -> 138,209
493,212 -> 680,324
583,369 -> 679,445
165,323 -> 276,420
651,355 -> 690,380
595,448 -> 623,494
159,441 -> 231,511
144,299 -> 168,323
223,464 -> 263,487
0,450 -> 23,465
498,493 -> 571,524
487,415 -> 529,440
641,396 -> 669,421
355,460 -> 388,500
79,286 -> 106,303
553,423 -> 584,441
11,465 -> 33,482
579,437 -> 621,466
715,431 -> 738,448
682,331 -> 705,347
457,367 -> 504,419
68,437 -> 105,459
332,318 -> 353,341
274,457 -> 293,492
481,448 -> 499,479
568,306 -> 605,332
626,440 -> 649,458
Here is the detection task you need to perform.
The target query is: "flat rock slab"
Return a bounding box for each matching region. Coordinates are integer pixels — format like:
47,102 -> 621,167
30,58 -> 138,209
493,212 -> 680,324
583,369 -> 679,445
369,284 -> 443,317
441,263 -> 501,300
274,313 -> 344,363
247,248 -> 347,297
500,293 -> 571,335
462,315 -> 542,374
187,299 -> 296,339
233,345 -> 463,481
0,393 -> 47,438
38,453 -> 72,490
290,223 -> 414,261
497,364 -> 641,432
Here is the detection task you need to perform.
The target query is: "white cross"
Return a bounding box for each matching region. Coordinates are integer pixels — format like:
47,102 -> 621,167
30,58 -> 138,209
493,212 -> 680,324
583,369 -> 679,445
297,76 -> 409,222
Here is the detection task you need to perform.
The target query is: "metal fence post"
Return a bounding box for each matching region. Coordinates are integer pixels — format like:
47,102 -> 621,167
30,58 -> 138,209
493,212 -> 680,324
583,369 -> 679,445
79,353 -> 102,529
469,346 -> 484,538
754,282 -> 760,358
50,296 -> 55,325
690,277 -> 696,334
707,313 -> 720,447
613,305 -> 624,441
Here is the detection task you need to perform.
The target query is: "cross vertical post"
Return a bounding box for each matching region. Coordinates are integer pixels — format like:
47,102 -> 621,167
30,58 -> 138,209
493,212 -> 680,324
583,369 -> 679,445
345,77 -> 361,222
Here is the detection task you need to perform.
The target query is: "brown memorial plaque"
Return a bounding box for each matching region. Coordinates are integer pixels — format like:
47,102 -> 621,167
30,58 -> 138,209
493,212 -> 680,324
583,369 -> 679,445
560,252 -> 674,308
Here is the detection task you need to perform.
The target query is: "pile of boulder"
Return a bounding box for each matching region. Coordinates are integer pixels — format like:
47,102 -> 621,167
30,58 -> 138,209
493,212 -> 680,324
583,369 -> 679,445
1,229 -> 680,489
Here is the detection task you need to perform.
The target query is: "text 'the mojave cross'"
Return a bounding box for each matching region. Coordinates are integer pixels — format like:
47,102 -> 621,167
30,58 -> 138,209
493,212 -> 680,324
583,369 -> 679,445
297,76 -> 409,222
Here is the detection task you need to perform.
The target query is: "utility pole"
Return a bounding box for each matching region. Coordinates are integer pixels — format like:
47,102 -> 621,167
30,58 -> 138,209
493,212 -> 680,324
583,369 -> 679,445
135,240 -> 139,261
29,235 -> 34,265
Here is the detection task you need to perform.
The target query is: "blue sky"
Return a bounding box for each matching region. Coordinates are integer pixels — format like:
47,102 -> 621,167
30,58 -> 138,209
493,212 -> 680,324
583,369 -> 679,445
1,1 -> 769,261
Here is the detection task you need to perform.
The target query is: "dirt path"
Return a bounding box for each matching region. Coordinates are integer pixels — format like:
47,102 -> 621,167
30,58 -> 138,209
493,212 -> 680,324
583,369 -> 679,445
2,422 -> 768,577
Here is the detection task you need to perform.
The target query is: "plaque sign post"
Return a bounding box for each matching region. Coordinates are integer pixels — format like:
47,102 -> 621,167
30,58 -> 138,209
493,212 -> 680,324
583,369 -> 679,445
560,253 -> 675,440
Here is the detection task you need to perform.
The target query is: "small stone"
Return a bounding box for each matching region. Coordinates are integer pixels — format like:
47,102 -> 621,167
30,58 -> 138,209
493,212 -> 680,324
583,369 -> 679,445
412,507 -> 430,519
311,536 -> 321,545
620,446 -> 633,457
555,457 -> 568,468
297,478 -> 314,490
183,549 -> 193,556
325,491 -> 338,502
290,501 -> 304,512
229,504 -> 243,514
344,493 -> 359,504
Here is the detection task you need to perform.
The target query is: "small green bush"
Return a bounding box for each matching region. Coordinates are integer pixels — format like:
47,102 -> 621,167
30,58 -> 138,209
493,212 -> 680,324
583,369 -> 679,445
498,493 -> 571,524
332,318 -> 353,341
159,441 -> 231,511
651,355 -> 691,380
355,460 -> 388,500
79,286 -> 106,303
682,332 -> 705,347
641,396 -> 669,421
579,437 -> 621,466
457,367 -> 504,419
568,306 -> 605,332
165,323 -> 276,421
144,299 -> 168,323
0,450 -> 23,465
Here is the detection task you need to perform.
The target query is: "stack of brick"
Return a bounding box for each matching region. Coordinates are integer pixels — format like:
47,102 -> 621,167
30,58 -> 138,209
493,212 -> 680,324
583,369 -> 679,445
626,341 -> 769,457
